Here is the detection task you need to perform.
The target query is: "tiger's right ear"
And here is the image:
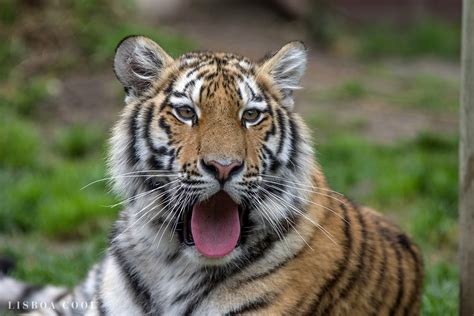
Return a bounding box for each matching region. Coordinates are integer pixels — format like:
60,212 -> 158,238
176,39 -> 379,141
114,36 -> 174,102
258,41 -> 307,110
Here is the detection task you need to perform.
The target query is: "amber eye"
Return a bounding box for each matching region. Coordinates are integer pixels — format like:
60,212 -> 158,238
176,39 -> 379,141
176,106 -> 196,121
242,109 -> 261,124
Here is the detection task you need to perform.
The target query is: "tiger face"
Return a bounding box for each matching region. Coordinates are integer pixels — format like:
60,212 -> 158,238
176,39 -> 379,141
110,36 -> 314,263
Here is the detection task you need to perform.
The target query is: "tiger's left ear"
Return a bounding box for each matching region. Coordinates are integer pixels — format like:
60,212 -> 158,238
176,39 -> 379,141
114,36 -> 174,103
259,41 -> 307,109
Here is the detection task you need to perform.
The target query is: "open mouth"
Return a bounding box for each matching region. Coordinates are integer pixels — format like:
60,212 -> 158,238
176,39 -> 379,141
180,191 -> 246,258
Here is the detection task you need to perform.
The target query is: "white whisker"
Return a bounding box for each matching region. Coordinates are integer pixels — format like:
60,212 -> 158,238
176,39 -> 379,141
259,186 -> 338,246
81,172 -> 179,190
261,180 -> 349,224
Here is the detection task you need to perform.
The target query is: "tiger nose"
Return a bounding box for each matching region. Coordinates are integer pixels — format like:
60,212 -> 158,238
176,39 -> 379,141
201,159 -> 244,183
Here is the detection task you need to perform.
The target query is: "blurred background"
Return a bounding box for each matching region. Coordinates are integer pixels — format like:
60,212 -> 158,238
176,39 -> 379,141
0,0 -> 460,314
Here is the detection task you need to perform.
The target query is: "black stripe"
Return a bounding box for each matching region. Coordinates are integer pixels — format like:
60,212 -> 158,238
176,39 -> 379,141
143,102 -> 173,174
389,242 -> 404,316
234,62 -> 252,76
261,178 -> 286,200
110,238 -> 153,314
171,286 -> 198,306
164,78 -> 176,94
180,272 -> 225,315
144,101 -> 158,152
369,225 -> 389,316
128,103 -> 142,166
158,116 -> 172,138
400,235 -> 422,314
182,80 -> 196,94
303,202 -> 352,315
286,115 -> 300,171
262,145 -> 281,172
276,108 -> 286,155
159,94 -> 171,111
224,293 -> 275,316
195,69 -> 211,82
262,105 -> 276,142
164,251 -> 180,265
244,81 -> 256,99
167,150 -> 176,170
52,289 -> 69,315
322,205 -> 368,314
185,58 -> 215,75
53,290 -> 69,304
95,260 -> 108,316
19,285 -> 43,308
172,91 -> 186,98
147,155 -> 164,171
233,214 -> 315,288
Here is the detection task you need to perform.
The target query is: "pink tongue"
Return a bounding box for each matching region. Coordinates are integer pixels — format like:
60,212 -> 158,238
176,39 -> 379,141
191,191 -> 240,258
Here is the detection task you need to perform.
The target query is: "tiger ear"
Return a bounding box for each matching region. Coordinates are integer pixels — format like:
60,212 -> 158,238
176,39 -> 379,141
259,41 -> 307,109
114,36 -> 174,102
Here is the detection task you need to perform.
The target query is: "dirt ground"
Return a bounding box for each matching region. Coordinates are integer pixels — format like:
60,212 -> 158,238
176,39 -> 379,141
45,0 -> 459,144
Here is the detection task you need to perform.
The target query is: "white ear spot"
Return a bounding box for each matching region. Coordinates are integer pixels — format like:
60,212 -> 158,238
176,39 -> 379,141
259,41 -> 307,109
114,36 -> 174,103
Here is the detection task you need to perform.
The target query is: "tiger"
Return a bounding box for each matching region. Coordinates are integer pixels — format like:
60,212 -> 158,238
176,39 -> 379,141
0,36 -> 423,315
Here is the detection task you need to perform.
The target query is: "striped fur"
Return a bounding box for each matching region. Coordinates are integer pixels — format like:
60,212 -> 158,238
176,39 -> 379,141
0,36 -> 423,315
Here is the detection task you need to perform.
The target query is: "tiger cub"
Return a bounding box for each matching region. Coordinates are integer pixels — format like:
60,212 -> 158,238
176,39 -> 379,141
0,36 -> 423,315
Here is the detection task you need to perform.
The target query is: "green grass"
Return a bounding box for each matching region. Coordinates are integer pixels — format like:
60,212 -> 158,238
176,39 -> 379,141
0,115 -> 40,169
320,79 -> 368,101
356,19 -> 460,60
313,17 -> 461,60
71,0 -> 194,62
1,232 -> 108,287
386,74 -> 459,111
0,0 -> 194,78
54,125 -> 106,159
317,73 -> 459,112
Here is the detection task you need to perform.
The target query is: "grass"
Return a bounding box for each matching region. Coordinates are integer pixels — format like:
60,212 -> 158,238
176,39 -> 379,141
386,74 -> 459,111
310,15 -> 461,60
356,19 -> 460,60
320,80 -> 368,101
317,72 -> 459,112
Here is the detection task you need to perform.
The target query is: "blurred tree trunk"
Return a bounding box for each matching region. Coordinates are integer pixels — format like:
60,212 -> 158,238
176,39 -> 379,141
460,0 -> 474,315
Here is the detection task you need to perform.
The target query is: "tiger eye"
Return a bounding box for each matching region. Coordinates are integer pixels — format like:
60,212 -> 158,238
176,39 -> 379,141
176,106 -> 196,120
242,109 -> 260,123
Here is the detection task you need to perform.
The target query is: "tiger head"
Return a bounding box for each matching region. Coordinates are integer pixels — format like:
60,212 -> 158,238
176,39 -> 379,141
110,36 -> 315,264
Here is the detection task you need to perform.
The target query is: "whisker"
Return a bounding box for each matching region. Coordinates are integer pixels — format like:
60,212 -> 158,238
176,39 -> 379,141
260,178 -> 348,206
81,173 -> 179,190
153,184 -> 186,247
259,186 -> 338,246
251,192 -> 293,252
252,191 -> 312,252
260,175 -> 344,196
106,179 -> 179,208
111,184 -> 178,244
261,181 -> 349,224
